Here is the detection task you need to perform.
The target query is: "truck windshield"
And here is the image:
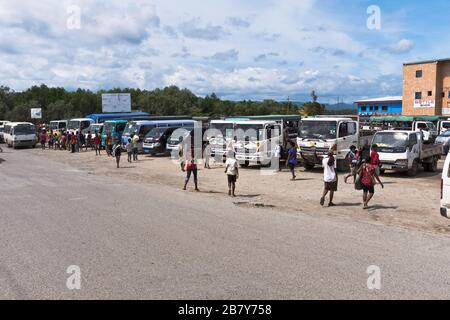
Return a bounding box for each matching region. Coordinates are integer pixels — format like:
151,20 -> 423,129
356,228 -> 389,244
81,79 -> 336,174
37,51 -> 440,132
234,124 -> 264,142
14,124 -> 35,135
373,132 -> 408,151
209,123 -> 234,140
299,121 -> 337,140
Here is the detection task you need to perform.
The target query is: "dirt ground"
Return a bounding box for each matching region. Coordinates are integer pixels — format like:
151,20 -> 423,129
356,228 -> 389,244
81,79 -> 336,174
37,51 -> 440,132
29,147 -> 450,236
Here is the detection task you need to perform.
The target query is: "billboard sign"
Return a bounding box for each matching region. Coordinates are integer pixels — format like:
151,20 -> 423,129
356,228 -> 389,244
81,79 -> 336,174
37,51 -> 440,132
414,100 -> 435,109
31,108 -> 42,119
102,93 -> 131,113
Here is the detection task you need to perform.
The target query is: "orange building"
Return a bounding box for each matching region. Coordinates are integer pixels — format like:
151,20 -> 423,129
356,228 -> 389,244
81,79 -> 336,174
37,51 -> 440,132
403,58 -> 450,116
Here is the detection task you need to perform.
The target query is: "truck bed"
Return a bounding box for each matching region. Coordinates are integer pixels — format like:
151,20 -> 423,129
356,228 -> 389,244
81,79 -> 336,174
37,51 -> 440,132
421,143 -> 442,160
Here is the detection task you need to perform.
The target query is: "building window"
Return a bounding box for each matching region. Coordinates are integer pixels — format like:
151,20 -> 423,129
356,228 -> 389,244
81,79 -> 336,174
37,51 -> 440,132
416,70 -> 423,78
428,91 -> 433,96
382,106 -> 388,112
361,105 -> 367,112
415,92 -> 422,99
448,91 -> 450,99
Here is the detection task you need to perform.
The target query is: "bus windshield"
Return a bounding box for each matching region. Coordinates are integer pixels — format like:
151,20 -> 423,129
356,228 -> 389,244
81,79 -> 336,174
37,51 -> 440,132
299,120 -> 337,140
123,123 -> 138,136
146,127 -> 168,139
14,124 -> 35,135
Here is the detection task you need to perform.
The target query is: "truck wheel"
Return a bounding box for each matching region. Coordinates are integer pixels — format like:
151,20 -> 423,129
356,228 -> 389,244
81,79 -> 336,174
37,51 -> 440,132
428,158 -> 438,173
407,160 -> 419,177
304,163 -> 315,170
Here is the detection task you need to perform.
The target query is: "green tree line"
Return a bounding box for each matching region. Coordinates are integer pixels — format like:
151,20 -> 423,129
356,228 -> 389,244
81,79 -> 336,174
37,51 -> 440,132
0,85 -> 301,123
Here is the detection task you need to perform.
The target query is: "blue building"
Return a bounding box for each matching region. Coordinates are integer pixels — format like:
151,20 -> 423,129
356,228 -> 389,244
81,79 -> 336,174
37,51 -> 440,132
355,96 -> 402,117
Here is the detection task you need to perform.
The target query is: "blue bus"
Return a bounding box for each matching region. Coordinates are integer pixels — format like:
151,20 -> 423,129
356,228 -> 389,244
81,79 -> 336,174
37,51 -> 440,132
85,112 -> 151,124
121,120 -> 197,152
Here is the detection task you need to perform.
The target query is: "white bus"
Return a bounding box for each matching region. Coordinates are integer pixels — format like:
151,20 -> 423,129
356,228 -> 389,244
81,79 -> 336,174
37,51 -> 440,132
49,120 -> 68,133
3,122 -> 37,149
67,118 -> 94,134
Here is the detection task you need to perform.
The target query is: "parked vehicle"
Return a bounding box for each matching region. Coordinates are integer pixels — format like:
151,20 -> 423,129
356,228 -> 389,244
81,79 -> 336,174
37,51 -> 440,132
67,118 -> 94,134
49,120 -> 68,134
0,125 -> 5,143
122,120 -> 196,152
373,130 -> 442,176
166,126 -> 207,155
143,127 -> 178,156
441,153 -> 450,219
0,120 -> 10,126
207,120 -> 238,160
438,119 -> 450,135
370,116 -> 438,143
233,120 -> 284,166
297,117 -> 370,171
85,123 -> 104,140
3,122 -> 37,149
434,130 -> 450,155
85,112 -> 151,124
101,120 -> 128,147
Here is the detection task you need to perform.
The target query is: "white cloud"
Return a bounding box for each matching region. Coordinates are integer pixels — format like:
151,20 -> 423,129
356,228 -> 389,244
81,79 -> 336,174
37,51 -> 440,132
389,39 -> 414,54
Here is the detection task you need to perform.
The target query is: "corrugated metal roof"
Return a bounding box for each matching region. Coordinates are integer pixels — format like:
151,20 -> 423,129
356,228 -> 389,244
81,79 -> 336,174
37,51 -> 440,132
354,96 -> 402,104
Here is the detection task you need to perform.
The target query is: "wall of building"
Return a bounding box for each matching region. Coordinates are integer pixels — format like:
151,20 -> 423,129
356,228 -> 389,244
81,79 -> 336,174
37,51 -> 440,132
357,101 -> 402,116
438,61 -> 450,116
403,62 -> 439,116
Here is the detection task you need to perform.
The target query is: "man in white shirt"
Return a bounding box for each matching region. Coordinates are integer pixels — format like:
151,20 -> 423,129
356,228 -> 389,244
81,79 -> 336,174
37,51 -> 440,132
320,151 -> 338,207
225,151 -> 239,197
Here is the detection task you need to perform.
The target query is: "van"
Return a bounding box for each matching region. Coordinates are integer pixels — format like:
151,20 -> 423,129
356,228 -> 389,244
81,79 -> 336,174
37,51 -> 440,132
3,122 -> 37,149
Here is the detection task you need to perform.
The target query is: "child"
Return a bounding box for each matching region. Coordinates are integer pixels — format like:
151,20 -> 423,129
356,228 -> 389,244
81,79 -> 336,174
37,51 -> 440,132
93,133 -> 101,156
113,143 -> 122,168
126,138 -> 133,163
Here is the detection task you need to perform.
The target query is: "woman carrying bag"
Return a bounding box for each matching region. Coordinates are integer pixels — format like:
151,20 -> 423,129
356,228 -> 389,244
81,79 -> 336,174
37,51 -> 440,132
357,157 -> 384,210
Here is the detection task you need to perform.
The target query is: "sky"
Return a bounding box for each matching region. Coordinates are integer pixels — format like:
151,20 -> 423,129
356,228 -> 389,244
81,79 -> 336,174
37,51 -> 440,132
0,0 -> 449,103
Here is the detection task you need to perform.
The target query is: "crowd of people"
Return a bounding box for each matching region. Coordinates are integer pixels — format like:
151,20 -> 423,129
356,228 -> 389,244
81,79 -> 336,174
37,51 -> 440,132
320,143 -> 384,210
37,129 -> 384,208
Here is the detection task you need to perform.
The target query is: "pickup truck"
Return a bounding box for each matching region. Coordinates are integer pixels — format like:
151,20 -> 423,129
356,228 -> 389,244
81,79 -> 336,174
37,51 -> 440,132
372,130 -> 442,177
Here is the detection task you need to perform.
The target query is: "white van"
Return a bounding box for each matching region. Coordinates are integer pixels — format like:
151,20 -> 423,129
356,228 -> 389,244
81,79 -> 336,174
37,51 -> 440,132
3,122 -> 37,149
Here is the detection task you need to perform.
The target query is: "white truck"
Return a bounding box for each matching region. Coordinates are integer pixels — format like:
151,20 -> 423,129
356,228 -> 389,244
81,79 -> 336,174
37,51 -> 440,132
297,117 -> 372,171
372,130 -> 442,177
233,120 -> 283,166
438,119 -> 450,135
441,152 -> 450,219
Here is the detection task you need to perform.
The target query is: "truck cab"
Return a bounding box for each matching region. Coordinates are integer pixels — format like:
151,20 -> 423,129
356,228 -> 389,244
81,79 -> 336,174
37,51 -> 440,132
233,120 -> 283,166
413,121 -> 437,143
438,120 -> 450,135
297,117 -> 359,171
373,130 -> 441,176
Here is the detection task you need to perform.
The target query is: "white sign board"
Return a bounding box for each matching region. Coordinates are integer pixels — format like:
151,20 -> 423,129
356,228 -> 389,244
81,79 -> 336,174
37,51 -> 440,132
31,108 -> 42,119
414,100 -> 435,108
102,93 -> 131,113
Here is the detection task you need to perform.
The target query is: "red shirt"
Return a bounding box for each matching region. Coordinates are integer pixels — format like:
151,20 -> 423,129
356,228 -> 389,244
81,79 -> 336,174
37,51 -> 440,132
370,150 -> 380,166
361,164 -> 375,186
93,136 -> 100,145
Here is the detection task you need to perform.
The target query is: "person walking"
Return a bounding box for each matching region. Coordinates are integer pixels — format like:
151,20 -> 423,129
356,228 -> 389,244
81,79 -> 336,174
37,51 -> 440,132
126,138 -> 133,163
178,137 -> 186,172
60,132 -> 66,151
70,132 -> 78,153
93,133 -> 101,156
113,143 -> 122,168
40,130 -> 48,150
225,151 -> 239,197
204,141 -> 212,169
320,151 -> 338,207
106,134 -> 113,157
286,142 -> 298,180
132,134 -> 140,161
358,157 -> 384,210
370,144 -> 381,176
183,146 -> 199,192
86,131 -> 92,152
344,145 -> 358,184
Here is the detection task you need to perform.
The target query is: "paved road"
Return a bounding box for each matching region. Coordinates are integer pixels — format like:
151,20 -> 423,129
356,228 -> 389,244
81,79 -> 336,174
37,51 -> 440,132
0,148 -> 449,299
